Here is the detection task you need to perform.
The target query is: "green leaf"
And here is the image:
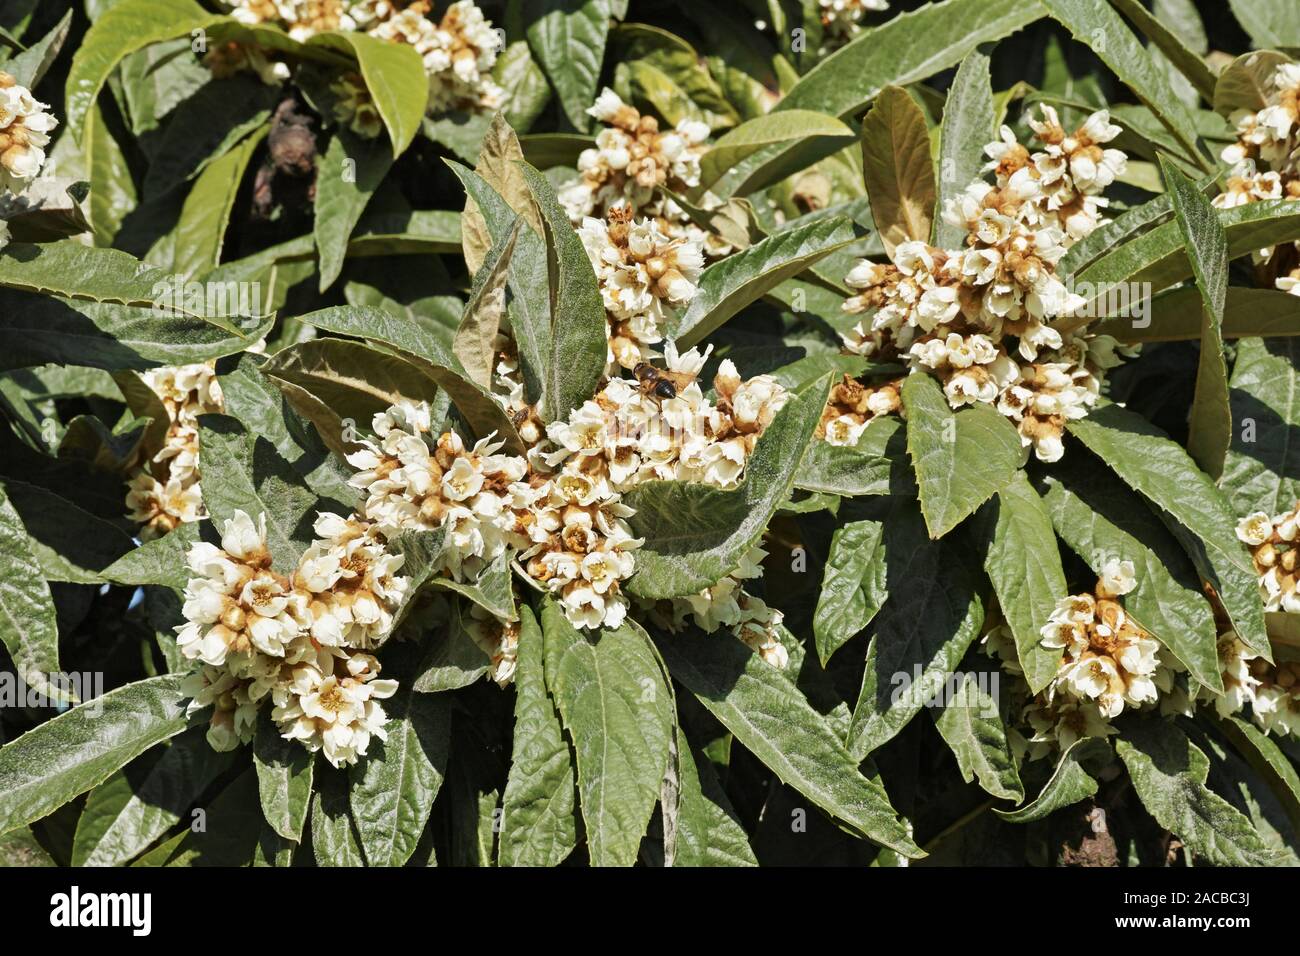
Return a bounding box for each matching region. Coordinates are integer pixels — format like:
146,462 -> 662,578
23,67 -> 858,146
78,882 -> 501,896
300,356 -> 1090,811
72,727 -> 233,866
698,110 -> 855,195
860,85 -> 936,258
1213,49 -> 1292,118
519,162 -> 608,423
498,604 -> 578,867
524,0 -> 610,131
0,674 -> 189,837
1228,0 -> 1300,48
453,219 -> 521,389
306,31 -> 427,156
0,485 -> 61,699
1,479 -> 134,585
669,726 -> 757,866
310,767 -> 365,866
813,515 -> 887,666
656,628 -> 922,858
933,49 -> 994,249
796,415 -> 914,498
902,373 -> 1023,539
1221,338 -> 1300,517
1042,0 -> 1204,167
1040,466 -> 1222,693
542,603 -> 672,867
718,0 -> 1042,195
625,376 -> 829,599
102,522 -> 201,591
974,471 -> 1066,694
348,688 -> 450,867
6,9 -> 71,88
1094,287 -> 1300,343
1107,0 -> 1216,103
411,600 -> 491,693
1117,719 -> 1282,866
172,128 -> 265,278
142,769 -> 264,866
64,0 -> 225,144
1216,714 -> 1300,835
1068,404 -> 1269,660
197,413 -> 323,573
253,712 -> 315,844
1063,199 -> 1300,333
995,737 -> 1109,823
932,671 -> 1024,802
673,217 -> 856,347
848,503 -> 985,757
1162,157 -> 1230,479
314,130 -> 395,292
429,551 -> 516,622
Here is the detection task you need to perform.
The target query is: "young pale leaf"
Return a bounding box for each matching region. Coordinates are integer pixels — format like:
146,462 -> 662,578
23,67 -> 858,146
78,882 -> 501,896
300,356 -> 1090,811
64,0 -> 225,143
0,674 -> 189,836
1213,49 -> 1292,117
102,522 -> 201,591
461,114 -> 543,275
348,688 -> 450,867
860,85 -> 936,258
973,471 -> 1066,694
314,130 -> 395,292
498,604 -> 578,867
448,163 -> 550,405
305,32 -> 427,156
1041,0 -> 1205,167
542,603 -> 672,867
0,485 -> 62,700
253,712 -> 315,844
902,373 -> 1023,539
848,503 -> 984,758
1221,338 -> 1300,517
1162,157 -> 1230,479
1041,466 -> 1222,691
669,726 -> 757,867
813,516 -> 887,666
519,162 -> 608,423
673,217 -> 856,347
1117,719 -> 1282,866
6,10 -> 71,88
197,413 -> 323,573
698,110 -> 855,195
523,0 -> 610,132
656,629 -> 922,858
73,727 -> 234,866
1068,404 -> 1269,660
625,375 -> 829,599
995,737 -> 1109,823
932,671 -> 1024,802
933,49 -> 994,249
453,219 -> 521,389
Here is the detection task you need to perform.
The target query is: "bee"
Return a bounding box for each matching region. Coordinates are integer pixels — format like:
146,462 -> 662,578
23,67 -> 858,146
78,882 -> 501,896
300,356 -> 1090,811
633,362 -> 696,402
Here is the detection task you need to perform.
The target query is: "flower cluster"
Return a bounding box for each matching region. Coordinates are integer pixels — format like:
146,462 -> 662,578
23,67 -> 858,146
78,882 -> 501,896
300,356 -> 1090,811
1236,503 -> 1300,612
579,206 -> 704,370
124,363 -> 225,540
1213,61 -> 1300,294
834,106 -> 1134,461
176,510 -> 406,766
558,89 -> 710,234
0,70 -> 56,249
345,402 -> 531,581
816,373 -> 901,446
1039,560 -> 1164,721
219,1 -> 503,118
